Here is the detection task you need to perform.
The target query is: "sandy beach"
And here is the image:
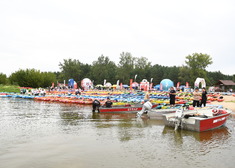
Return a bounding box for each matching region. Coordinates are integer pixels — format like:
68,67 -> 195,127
210,95 -> 235,112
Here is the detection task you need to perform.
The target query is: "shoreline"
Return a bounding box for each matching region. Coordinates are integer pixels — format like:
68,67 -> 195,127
210,95 -> 235,112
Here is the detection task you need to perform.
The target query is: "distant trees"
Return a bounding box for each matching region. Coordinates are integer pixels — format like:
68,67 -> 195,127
207,71 -> 234,86
178,65 -> 191,85
41,72 -> 57,88
58,58 -> 91,83
58,59 -> 82,82
91,55 -> 117,85
9,69 -> 56,88
0,73 -> 8,85
116,52 -> 153,84
116,52 -> 135,84
2,52 -> 234,88
133,56 -> 152,83
183,53 -> 213,85
149,64 -> 180,85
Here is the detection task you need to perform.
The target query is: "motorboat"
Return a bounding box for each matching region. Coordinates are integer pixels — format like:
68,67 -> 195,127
162,108 -> 231,132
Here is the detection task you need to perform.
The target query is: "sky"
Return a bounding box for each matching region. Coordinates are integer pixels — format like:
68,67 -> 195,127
0,0 -> 235,77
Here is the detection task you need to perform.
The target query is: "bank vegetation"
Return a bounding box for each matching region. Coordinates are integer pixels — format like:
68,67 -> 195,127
0,52 -> 234,89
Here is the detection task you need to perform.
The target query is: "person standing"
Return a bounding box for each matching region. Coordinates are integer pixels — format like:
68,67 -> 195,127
200,87 -> 207,107
193,88 -> 201,107
136,100 -> 153,117
169,87 -> 176,106
144,90 -> 150,102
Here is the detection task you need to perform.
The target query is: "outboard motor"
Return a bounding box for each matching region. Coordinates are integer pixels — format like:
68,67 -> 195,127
175,109 -> 183,118
143,101 -> 153,111
136,101 -> 152,117
174,109 -> 183,131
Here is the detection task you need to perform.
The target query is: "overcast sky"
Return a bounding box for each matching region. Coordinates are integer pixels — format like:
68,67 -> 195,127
0,0 -> 234,77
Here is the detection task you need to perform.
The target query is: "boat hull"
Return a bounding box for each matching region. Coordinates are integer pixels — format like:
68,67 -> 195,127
163,109 -> 231,132
147,109 -> 178,120
99,104 -> 157,113
99,106 -> 142,113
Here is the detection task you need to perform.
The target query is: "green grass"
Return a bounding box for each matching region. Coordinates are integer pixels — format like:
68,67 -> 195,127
0,85 -> 20,93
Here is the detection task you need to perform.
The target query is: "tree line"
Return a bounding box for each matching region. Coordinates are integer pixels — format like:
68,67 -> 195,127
0,52 -> 234,88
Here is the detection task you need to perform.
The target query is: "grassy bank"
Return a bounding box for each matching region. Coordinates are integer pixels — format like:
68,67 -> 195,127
0,85 -> 20,93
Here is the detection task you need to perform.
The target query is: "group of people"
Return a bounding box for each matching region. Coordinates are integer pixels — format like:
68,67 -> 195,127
20,88 -> 46,96
192,87 -> 207,107
169,87 -> 207,107
92,97 -> 113,112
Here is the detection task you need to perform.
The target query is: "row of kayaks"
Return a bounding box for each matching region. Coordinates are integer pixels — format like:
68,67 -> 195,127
0,92 -> 225,104
0,90 -> 224,108
0,94 -> 197,106
0,94 -> 35,99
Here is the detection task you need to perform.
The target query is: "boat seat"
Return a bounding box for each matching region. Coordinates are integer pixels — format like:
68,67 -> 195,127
190,117 -> 206,120
183,115 -> 207,124
202,111 -> 213,117
169,118 -> 178,122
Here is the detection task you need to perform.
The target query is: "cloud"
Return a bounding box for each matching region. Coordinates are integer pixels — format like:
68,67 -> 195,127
0,0 -> 235,76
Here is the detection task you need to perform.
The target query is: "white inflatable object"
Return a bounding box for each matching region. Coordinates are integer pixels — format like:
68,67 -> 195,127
194,78 -> 206,88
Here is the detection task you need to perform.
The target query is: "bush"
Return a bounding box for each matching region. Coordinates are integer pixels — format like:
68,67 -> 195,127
8,69 -> 56,88
0,73 -> 7,85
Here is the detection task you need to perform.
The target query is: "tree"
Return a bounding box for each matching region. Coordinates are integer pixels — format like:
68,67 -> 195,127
91,55 -> 117,85
178,65 -> 191,85
207,71 -> 234,86
164,66 -> 180,84
41,72 -> 57,88
150,64 -> 165,84
9,69 -> 43,87
58,59 -> 82,82
9,69 -> 26,86
79,63 -> 92,83
131,56 -> 152,83
0,73 -> 7,85
185,53 -> 213,85
8,69 -> 56,88
117,52 -> 135,84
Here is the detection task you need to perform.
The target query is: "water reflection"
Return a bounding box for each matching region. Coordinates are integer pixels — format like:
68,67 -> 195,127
162,125 -> 232,157
59,110 -> 164,126
163,126 -> 231,142
58,110 -> 165,142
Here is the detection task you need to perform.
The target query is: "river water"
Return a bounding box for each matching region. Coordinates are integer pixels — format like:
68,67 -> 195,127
0,98 -> 235,168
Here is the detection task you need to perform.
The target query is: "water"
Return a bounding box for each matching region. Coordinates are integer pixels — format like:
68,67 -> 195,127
0,98 -> 235,168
